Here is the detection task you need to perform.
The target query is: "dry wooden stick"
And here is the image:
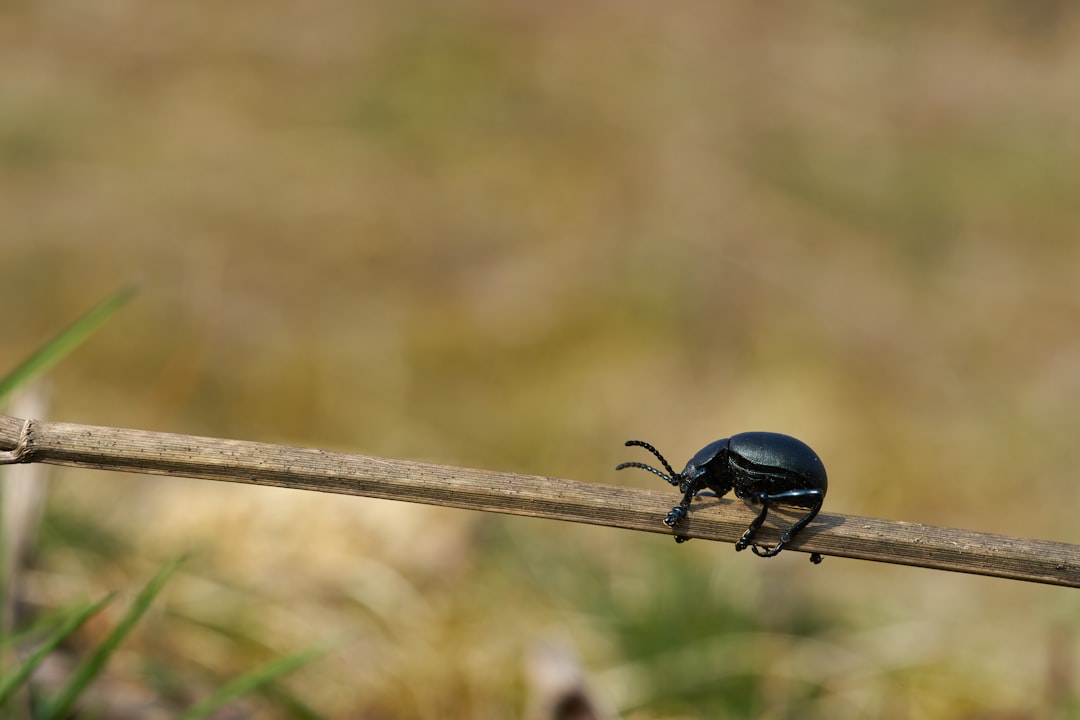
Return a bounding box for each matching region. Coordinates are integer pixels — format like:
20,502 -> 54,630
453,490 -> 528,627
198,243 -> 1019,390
1,414 -> 1077,588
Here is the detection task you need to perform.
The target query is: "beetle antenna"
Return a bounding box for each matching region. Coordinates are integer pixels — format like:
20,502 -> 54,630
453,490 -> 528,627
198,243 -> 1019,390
622,440 -> 677,477
614,461 -> 678,486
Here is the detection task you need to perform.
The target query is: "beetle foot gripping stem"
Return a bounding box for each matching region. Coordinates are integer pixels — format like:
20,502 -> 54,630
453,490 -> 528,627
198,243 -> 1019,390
664,506 -> 686,528
748,542 -> 824,564
747,539 -> 820,561
664,506 -> 692,543
749,542 -> 784,558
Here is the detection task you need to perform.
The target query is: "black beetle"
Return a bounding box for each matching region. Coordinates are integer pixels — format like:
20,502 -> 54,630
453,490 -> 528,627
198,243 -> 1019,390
616,432 -> 827,563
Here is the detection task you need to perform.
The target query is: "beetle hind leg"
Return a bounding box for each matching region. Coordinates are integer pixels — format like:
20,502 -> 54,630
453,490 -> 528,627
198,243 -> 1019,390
746,490 -> 826,560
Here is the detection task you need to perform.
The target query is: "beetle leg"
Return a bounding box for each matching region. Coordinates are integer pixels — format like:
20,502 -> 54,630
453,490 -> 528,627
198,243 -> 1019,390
664,504 -> 687,527
664,492 -> 693,534
664,480 -> 704,543
746,489 -> 825,559
778,490 -> 825,542
750,541 -> 783,558
735,501 -> 770,552
666,505 -> 691,543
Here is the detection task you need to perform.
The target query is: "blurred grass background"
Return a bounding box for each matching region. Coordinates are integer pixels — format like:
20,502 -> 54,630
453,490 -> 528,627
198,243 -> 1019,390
3,0 -> 1080,717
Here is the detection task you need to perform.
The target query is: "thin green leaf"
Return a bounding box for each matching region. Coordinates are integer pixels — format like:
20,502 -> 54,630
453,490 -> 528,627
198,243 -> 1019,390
177,645 -> 331,720
36,557 -> 182,720
256,682 -> 330,720
1,604 -> 84,651
0,594 -> 114,705
0,285 -> 136,403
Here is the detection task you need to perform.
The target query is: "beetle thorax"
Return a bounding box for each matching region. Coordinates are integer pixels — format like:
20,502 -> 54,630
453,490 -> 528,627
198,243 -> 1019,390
681,450 -> 734,497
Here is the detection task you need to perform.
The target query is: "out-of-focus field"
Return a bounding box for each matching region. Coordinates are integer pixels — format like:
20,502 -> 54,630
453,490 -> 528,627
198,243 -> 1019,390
3,1 -> 1080,717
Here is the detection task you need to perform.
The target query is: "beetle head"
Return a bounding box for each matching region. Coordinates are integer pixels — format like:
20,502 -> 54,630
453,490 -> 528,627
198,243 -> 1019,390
681,439 -> 734,496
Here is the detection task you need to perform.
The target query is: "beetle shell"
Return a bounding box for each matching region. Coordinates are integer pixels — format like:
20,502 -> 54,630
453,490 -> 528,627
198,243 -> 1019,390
727,432 -> 827,497
681,432 -> 828,510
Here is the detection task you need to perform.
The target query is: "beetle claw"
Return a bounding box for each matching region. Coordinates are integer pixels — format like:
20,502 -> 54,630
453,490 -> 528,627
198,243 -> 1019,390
664,507 -> 686,527
751,542 -> 783,558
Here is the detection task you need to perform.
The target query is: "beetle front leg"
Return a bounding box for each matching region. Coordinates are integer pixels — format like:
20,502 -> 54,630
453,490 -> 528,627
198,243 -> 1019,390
664,483 -> 701,543
664,499 -> 692,543
664,504 -> 687,527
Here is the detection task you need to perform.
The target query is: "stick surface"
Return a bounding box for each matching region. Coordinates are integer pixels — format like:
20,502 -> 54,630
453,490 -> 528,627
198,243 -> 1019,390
1,414 -> 1077,587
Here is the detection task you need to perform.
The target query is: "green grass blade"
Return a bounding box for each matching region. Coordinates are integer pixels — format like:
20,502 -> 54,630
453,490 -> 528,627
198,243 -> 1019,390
0,594 -> 114,705
1,604 -> 84,651
36,557 -> 182,720
0,285 -> 136,403
177,645 -> 331,720
256,682 -> 329,720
